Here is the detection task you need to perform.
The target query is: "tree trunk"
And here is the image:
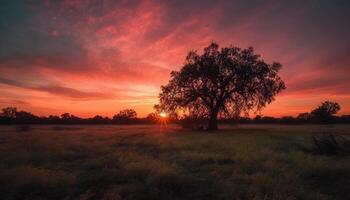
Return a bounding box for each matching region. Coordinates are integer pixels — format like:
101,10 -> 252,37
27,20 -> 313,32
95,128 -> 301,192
207,111 -> 218,131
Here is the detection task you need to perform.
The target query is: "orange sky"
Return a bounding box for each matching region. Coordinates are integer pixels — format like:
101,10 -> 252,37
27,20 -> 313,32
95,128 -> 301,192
0,0 -> 349,118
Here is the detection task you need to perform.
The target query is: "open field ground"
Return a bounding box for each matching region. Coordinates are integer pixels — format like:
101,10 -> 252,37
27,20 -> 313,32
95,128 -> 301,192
0,124 -> 350,200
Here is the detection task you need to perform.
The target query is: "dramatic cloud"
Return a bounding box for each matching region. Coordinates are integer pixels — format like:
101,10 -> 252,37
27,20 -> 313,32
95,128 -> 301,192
1,0 -> 349,117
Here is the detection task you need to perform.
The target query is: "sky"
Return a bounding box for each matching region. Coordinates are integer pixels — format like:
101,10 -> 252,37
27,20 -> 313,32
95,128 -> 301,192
0,0 -> 350,118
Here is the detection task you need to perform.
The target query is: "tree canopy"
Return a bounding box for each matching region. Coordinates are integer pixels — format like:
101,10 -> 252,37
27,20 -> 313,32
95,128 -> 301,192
1,107 -> 17,118
311,101 -> 340,123
159,42 -> 286,130
113,109 -> 137,123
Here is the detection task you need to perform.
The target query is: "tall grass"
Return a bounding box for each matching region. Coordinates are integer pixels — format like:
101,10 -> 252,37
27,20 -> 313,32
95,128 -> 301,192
0,124 -> 349,199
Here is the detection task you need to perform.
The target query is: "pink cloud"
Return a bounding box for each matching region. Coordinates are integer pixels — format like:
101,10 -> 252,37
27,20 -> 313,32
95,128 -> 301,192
1,0 -> 349,117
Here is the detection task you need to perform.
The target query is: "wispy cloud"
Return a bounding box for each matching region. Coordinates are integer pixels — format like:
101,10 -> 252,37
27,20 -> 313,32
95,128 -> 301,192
0,0 -> 349,116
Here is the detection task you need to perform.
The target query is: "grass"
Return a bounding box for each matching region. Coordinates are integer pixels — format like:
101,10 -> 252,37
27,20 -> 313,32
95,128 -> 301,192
0,124 -> 350,200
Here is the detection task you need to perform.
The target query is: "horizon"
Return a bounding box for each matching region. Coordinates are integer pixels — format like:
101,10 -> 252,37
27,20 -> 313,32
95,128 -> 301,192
1,0 -> 350,118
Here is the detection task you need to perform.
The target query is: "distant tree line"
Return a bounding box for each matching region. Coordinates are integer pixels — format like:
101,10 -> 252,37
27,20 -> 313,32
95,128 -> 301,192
230,101 -> 349,124
0,107 -> 161,125
0,101 -> 349,125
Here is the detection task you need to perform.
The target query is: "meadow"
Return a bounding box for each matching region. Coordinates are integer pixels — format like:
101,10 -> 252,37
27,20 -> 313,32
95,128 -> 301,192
0,124 -> 349,200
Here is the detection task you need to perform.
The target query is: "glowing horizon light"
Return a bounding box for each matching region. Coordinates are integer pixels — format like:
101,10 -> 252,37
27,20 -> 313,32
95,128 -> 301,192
159,112 -> 167,118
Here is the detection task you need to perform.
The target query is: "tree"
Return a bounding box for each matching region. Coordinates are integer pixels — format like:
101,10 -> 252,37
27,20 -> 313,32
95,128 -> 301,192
158,42 -> 286,130
60,113 -> 81,124
297,112 -> 310,120
113,109 -> 137,123
48,115 -> 60,123
90,115 -> 110,124
15,111 -> 39,122
1,107 -> 18,118
297,112 -> 311,122
311,101 -> 340,123
146,113 -> 158,122
61,113 -> 72,120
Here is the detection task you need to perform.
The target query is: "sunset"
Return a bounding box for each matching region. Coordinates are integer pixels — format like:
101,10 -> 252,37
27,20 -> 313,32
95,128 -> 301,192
1,1 -> 350,199
1,0 -> 349,118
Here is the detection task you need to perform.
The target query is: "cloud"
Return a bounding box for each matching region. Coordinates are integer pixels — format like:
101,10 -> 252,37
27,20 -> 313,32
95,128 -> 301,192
0,0 -> 349,116
0,77 -> 114,100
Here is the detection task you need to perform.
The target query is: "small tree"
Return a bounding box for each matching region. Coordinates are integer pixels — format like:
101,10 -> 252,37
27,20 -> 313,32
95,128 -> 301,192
297,112 -> 310,120
146,113 -> 158,123
297,112 -> 311,123
311,101 -> 340,123
158,42 -> 285,130
61,113 -> 72,120
113,109 -> 137,123
1,107 -> 18,118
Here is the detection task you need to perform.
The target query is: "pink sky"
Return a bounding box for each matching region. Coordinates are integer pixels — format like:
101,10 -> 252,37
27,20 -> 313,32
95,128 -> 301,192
0,0 -> 349,117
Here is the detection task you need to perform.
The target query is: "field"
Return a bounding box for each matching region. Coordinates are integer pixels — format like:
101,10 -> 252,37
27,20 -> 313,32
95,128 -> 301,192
0,124 -> 350,200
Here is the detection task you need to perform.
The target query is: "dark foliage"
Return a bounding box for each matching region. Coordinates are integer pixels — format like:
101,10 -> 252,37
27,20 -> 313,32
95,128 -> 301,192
0,107 -> 155,125
158,42 -> 285,130
1,107 -> 17,118
146,113 -> 158,122
230,114 -> 350,124
113,109 -> 137,124
180,116 -> 207,130
311,101 -> 341,123
1,105 -> 350,125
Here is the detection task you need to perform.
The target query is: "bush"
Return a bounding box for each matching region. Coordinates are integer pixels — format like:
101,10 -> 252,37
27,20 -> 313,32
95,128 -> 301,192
312,133 -> 350,155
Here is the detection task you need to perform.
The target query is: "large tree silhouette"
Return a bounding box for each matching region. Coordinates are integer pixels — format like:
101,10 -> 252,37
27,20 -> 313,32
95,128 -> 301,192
159,42 -> 286,130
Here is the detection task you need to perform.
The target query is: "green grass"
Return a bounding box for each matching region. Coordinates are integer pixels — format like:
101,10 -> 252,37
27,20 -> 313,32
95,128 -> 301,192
0,124 -> 350,200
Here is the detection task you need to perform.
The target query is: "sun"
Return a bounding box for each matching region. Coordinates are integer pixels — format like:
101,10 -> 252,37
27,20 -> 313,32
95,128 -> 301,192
159,112 -> 167,118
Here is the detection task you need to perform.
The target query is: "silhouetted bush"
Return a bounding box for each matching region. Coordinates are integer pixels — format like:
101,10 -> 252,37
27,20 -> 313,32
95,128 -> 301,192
312,133 -> 350,155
